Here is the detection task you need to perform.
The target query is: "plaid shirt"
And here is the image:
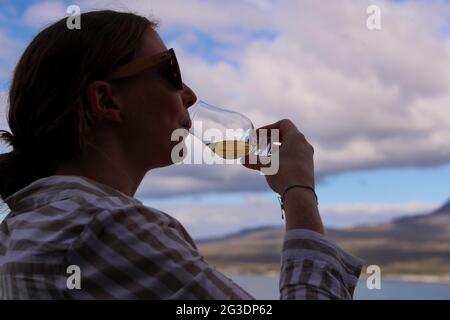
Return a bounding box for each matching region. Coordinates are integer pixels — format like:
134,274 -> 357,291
0,175 -> 363,299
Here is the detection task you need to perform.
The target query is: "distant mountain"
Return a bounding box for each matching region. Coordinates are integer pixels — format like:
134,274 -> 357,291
430,199 -> 450,215
392,199 -> 450,224
198,199 -> 450,276
196,225 -> 277,244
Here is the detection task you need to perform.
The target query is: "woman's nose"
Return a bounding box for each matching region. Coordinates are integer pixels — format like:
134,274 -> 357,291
181,82 -> 197,109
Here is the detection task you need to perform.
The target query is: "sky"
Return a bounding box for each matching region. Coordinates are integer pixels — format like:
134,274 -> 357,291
0,0 -> 449,239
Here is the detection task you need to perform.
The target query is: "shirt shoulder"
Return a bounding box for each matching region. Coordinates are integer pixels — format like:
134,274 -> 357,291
72,200 -> 198,253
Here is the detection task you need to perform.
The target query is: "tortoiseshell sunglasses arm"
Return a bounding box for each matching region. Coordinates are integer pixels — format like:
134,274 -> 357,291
105,48 -> 175,81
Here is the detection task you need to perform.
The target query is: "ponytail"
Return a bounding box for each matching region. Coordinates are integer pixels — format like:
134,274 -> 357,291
0,10 -> 157,201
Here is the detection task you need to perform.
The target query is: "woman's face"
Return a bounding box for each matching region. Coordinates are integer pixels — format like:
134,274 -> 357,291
113,27 -> 197,170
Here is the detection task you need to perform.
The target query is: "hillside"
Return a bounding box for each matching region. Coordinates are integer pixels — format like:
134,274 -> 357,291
198,200 -> 450,276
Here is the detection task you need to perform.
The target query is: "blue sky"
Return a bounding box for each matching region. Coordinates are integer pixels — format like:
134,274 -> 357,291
1,0 -> 449,238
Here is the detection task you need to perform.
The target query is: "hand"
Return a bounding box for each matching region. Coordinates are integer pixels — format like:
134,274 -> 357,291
242,119 -> 323,234
243,119 -> 315,194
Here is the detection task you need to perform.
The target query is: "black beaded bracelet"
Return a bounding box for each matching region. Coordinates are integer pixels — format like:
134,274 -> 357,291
277,184 -> 319,220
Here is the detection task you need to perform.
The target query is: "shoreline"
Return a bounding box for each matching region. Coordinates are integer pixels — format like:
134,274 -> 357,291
380,274 -> 450,284
226,271 -> 450,284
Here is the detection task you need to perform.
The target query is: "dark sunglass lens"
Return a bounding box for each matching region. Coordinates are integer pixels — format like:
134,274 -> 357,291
171,58 -> 183,90
156,54 -> 183,90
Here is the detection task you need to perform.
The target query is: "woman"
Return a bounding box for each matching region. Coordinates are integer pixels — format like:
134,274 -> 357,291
0,10 -> 362,299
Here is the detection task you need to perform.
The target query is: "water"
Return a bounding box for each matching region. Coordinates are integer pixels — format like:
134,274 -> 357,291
227,273 -> 450,300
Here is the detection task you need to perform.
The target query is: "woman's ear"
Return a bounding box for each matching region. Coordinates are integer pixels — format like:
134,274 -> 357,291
85,80 -> 123,124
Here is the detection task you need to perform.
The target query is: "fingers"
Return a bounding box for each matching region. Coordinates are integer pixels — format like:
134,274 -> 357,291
278,119 -> 298,133
252,119 -> 299,147
255,119 -> 298,136
241,156 -> 260,171
241,154 -> 272,171
241,118 -> 308,173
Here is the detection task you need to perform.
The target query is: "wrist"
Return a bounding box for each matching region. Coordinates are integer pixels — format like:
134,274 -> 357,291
281,184 -> 318,204
275,175 -> 315,195
283,188 -> 324,234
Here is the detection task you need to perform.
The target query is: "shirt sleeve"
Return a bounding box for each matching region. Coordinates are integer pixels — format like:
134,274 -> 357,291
280,229 -> 364,299
66,204 -> 362,300
65,203 -> 254,299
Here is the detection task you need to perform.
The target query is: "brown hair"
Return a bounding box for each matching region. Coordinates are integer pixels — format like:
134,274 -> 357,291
0,10 -> 157,200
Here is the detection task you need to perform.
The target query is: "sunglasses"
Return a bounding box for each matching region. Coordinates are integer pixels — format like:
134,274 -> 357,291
105,48 -> 183,90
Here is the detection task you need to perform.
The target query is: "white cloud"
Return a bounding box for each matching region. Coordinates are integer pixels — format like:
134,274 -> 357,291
78,0 -> 273,31
134,0 -> 450,196
151,197 -> 439,239
23,0 -> 66,28
0,30 -> 23,85
0,91 -> 8,128
13,0 -> 450,197
0,29 -> 18,153
320,202 -> 438,218
0,91 -> 11,154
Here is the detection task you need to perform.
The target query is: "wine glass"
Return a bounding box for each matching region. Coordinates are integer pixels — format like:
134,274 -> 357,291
188,100 -> 273,160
